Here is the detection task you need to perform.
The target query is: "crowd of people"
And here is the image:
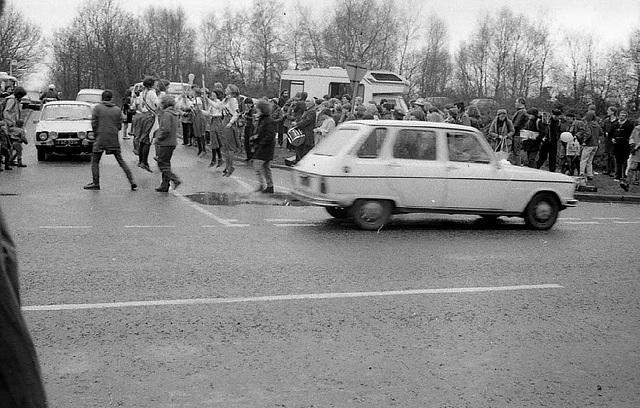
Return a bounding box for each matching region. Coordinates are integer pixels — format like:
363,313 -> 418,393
2,79 -> 640,193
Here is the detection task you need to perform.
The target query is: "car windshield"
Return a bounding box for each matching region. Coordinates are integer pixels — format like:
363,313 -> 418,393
76,93 -> 102,103
312,127 -> 360,156
41,105 -> 92,121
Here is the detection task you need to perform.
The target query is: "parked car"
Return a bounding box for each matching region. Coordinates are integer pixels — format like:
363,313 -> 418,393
290,120 -> 578,230
21,90 -> 42,110
34,101 -> 95,161
75,88 -> 104,105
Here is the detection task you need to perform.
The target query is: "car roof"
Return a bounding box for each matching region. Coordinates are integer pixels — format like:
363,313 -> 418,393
77,89 -> 104,94
42,100 -> 93,107
342,120 -> 483,133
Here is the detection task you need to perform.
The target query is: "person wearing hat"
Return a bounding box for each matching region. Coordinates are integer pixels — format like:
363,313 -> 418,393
39,84 -> 59,103
488,109 -> 515,153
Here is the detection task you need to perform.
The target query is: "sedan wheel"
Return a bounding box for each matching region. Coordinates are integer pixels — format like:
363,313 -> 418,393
351,200 -> 392,230
524,193 -> 559,230
325,206 -> 351,219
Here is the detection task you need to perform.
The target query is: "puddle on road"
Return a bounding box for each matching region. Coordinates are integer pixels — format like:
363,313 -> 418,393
185,191 -> 307,206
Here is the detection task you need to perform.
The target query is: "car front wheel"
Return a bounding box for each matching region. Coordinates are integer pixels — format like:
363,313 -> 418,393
524,193 -> 559,230
325,206 -> 351,219
351,199 -> 392,230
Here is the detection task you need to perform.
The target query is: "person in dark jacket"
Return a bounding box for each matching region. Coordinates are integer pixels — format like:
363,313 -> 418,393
154,95 -> 182,192
252,99 -> 277,193
522,107 -> 541,168
611,110 -> 634,181
0,207 -> 48,408
84,90 -> 137,191
511,97 -> 528,166
291,98 -> 316,162
537,109 -> 561,172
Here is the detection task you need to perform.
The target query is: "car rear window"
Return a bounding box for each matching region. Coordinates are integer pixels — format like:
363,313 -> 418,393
356,128 -> 387,158
312,127 -> 360,156
447,132 -> 491,163
76,94 -> 102,103
42,105 -> 92,120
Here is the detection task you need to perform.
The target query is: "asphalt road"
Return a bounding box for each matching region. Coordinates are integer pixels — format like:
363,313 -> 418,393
1,111 -> 639,407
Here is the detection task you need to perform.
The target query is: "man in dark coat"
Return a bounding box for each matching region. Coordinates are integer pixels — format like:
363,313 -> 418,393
292,98 -> 316,162
252,99 -> 277,193
84,90 -> 137,191
0,206 -> 48,407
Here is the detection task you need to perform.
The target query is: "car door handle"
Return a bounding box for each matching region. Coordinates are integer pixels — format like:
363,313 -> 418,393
387,162 -> 402,168
446,165 -> 459,171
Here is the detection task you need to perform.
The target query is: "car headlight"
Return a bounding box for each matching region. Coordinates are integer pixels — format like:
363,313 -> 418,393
49,131 -> 58,140
36,132 -> 49,141
77,131 -> 87,140
87,131 -> 95,140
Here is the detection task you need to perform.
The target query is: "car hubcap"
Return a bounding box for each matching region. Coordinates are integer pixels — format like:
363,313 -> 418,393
359,202 -> 384,222
534,201 -> 552,222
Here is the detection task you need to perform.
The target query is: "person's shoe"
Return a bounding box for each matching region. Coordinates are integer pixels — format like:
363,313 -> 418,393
84,182 -> 100,190
4,166 -> 12,170
226,167 -> 235,176
208,161 -> 216,167
155,187 -> 169,192
262,186 -> 274,194
16,163 -> 27,168
613,178 -> 620,182
142,163 -> 152,173
131,183 -> 138,191
0,166 -> 5,172
620,182 -> 629,192
216,160 -> 224,168
172,180 -> 181,190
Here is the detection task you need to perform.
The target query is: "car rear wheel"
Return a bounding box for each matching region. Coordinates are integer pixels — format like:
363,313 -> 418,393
351,199 -> 392,230
37,148 -> 46,161
524,193 -> 559,230
325,206 -> 351,219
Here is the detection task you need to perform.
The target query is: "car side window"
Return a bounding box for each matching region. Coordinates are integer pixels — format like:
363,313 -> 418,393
356,128 -> 387,158
447,132 -> 490,163
393,129 -> 437,160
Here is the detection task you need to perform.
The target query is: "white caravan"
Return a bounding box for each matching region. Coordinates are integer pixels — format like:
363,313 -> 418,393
280,67 -> 409,112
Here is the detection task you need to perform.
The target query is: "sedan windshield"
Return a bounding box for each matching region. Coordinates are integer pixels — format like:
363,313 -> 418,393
312,127 -> 360,156
41,105 -> 92,121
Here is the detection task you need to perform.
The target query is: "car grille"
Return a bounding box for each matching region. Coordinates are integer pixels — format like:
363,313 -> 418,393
57,132 -> 79,139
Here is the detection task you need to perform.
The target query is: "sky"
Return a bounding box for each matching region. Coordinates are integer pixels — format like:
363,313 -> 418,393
11,0 -> 640,88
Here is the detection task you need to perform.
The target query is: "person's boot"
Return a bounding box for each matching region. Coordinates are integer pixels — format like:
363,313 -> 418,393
16,159 -> 26,168
262,186 -> 274,194
84,182 -> 100,190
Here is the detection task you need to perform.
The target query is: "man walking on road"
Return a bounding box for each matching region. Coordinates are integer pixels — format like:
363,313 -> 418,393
153,95 -> 182,192
84,90 -> 137,191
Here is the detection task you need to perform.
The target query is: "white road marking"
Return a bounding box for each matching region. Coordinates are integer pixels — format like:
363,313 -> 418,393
558,217 -> 581,221
275,223 -> 319,227
22,284 -> 563,312
265,219 -> 307,222
613,221 -> 640,224
564,221 -> 600,225
39,226 -> 93,229
592,217 -> 626,220
123,225 -> 175,228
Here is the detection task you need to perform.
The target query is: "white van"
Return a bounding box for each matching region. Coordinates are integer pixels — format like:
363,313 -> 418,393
280,67 -> 409,112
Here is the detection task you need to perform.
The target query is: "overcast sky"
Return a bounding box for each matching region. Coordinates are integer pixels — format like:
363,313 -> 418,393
12,0 -> 640,89
16,0 -> 640,50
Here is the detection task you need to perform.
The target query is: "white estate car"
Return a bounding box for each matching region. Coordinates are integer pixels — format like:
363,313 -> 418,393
34,101 -> 95,161
290,120 -> 578,230
75,88 -> 104,105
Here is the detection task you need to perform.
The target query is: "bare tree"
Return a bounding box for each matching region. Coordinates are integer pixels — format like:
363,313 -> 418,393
248,0 -> 286,94
0,2 -> 43,77
416,14 -> 451,96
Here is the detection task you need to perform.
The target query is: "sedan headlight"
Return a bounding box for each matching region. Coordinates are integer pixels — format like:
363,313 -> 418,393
86,131 -> 95,140
36,132 -> 49,141
77,131 -> 87,140
49,131 -> 58,140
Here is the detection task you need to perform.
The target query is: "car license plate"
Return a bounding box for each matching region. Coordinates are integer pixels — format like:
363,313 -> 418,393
55,139 -> 81,145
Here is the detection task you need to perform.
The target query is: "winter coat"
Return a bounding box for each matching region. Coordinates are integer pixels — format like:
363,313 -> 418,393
252,114 -> 276,161
629,125 -> 640,165
296,106 -> 317,147
154,106 -> 180,147
91,101 -> 122,152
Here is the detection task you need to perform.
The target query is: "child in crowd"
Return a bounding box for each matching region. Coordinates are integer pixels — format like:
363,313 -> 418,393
9,119 -> 28,167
